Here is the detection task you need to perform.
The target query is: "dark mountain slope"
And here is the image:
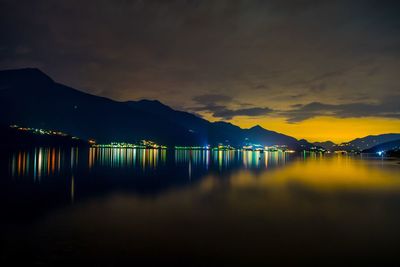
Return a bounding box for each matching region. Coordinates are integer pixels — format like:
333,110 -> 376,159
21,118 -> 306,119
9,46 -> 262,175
313,141 -> 336,150
362,139 -> 400,153
0,68 -> 311,148
127,101 -> 300,146
339,134 -> 400,151
126,99 -> 210,143
0,68 -> 198,145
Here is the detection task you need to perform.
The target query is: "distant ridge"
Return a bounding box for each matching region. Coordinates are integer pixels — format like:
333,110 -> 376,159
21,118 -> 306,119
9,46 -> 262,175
362,139 -> 400,153
339,134 -> 400,151
0,68 -> 312,148
313,141 -> 336,150
312,135 -> 400,152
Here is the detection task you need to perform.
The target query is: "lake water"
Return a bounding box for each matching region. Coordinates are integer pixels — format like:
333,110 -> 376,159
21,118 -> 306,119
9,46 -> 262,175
1,147 -> 400,266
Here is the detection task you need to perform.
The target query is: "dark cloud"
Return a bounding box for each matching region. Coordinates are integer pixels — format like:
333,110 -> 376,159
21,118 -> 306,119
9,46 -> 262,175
213,107 -> 273,120
309,83 -> 327,93
191,92 -> 400,121
282,95 -> 400,123
191,93 -> 273,119
254,84 -> 268,90
191,93 -> 232,115
192,94 -> 232,104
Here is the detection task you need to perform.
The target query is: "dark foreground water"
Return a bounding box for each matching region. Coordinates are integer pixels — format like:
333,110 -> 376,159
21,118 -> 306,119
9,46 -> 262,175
1,147 -> 400,266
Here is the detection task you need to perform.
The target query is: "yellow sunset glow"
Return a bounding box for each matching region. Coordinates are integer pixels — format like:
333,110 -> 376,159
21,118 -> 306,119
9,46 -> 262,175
201,114 -> 400,143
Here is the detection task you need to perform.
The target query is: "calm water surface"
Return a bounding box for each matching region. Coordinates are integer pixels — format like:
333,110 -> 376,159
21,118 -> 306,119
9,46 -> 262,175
1,147 -> 400,266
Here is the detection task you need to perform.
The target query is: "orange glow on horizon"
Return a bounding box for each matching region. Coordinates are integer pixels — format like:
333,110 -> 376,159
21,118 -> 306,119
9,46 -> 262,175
200,114 -> 400,143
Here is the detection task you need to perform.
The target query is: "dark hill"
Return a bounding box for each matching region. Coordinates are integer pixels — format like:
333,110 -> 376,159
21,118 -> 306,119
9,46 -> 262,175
362,139 -> 400,153
0,68 -> 310,148
313,141 -> 336,151
338,134 -> 400,151
0,125 -> 86,147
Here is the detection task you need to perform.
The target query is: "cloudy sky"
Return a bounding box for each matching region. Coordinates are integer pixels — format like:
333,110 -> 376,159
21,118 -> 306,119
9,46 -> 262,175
1,0 -> 399,142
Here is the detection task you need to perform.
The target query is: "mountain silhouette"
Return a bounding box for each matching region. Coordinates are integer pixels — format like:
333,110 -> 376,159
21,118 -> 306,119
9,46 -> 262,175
313,141 -> 337,150
0,68 -> 310,148
339,134 -> 400,151
362,139 -> 400,153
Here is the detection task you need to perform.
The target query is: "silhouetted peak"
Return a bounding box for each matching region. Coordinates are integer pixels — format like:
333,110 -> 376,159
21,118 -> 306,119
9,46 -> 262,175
249,125 -> 265,131
126,99 -> 174,112
349,133 -> 400,143
212,121 -> 236,127
0,68 -> 54,85
138,99 -> 169,107
314,140 -> 336,145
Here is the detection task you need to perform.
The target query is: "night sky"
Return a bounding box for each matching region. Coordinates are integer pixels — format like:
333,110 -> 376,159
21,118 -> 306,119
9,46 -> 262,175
1,0 -> 399,142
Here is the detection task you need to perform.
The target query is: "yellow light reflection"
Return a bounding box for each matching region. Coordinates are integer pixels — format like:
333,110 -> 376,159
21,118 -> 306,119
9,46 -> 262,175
230,155 -> 400,191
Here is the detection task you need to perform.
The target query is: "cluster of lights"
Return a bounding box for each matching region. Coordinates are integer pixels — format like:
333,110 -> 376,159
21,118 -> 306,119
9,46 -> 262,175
336,139 -> 378,152
308,146 -> 328,153
214,144 -> 236,151
242,144 -> 295,152
175,145 -> 237,151
243,144 -> 264,151
174,145 -> 298,152
92,140 -> 167,149
175,145 -> 211,150
10,124 -> 75,138
138,140 -> 167,149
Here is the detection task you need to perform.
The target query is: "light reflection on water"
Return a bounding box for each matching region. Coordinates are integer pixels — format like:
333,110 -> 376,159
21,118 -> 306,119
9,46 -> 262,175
2,147 -> 400,266
9,147 -> 69,180
9,147 -> 168,178
9,148 -> 295,179
6,147 -> 400,199
7,147 -> 400,193
88,147 -> 167,170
